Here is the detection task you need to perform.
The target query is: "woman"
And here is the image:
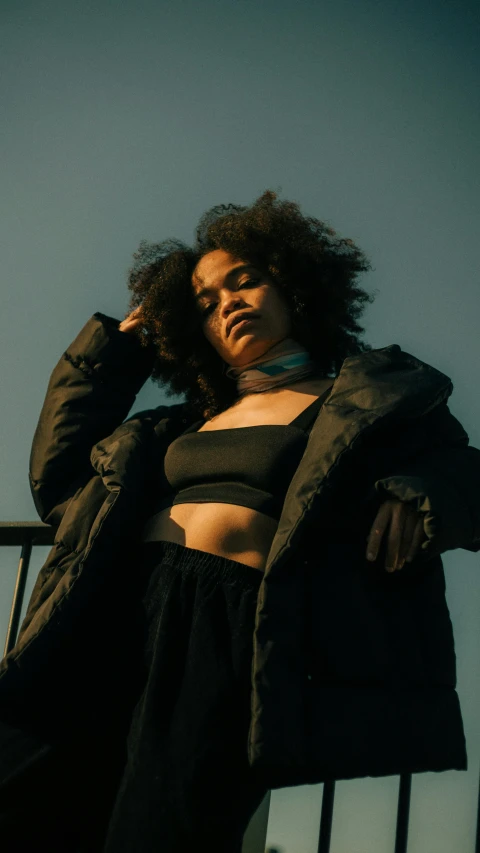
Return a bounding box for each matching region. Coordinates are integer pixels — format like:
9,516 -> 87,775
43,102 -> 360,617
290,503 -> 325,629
1,190 -> 479,852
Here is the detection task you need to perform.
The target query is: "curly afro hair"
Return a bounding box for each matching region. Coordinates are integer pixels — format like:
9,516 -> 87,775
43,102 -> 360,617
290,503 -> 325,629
124,189 -> 376,421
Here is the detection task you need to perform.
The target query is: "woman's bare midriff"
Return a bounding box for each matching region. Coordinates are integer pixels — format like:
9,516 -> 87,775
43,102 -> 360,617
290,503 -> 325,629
142,502 -> 279,571
142,377 -> 333,571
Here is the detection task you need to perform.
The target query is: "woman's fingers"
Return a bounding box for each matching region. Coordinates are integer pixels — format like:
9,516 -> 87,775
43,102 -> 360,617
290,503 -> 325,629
366,499 -> 426,572
366,500 -> 391,563
384,501 -> 407,572
119,306 -> 144,333
396,509 -> 419,570
405,516 -> 427,562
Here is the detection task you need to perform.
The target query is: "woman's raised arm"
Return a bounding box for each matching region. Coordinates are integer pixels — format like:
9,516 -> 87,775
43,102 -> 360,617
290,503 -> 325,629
29,310 -> 156,528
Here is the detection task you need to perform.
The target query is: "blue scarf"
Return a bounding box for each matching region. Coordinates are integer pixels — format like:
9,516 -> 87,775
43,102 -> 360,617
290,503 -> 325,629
224,337 -> 328,397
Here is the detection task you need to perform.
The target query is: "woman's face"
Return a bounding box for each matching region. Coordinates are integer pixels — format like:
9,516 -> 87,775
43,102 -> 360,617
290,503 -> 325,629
192,249 -> 292,368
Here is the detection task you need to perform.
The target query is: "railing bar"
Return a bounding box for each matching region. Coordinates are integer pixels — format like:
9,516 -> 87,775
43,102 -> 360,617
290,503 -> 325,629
475,762 -> 480,853
317,779 -> 335,853
3,537 -> 33,658
394,773 -> 412,853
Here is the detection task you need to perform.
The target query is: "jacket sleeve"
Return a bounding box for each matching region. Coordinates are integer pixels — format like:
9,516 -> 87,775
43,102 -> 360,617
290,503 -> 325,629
373,400 -> 480,558
29,311 -> 158,529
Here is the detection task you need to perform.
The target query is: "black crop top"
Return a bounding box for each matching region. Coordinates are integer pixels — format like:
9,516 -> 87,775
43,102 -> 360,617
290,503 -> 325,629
142,384 -> 333,531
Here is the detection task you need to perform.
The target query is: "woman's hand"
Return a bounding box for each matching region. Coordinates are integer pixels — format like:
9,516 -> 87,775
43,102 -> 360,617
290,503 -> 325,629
366,498 -> 428,572
119,306 -> 144,334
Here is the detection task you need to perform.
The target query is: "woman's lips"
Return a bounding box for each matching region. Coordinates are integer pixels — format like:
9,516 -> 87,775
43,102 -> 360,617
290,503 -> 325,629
230,317 -> 258,335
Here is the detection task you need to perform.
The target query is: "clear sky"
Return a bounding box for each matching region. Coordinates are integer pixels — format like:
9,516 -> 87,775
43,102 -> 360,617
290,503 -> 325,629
1,1 -> 479,850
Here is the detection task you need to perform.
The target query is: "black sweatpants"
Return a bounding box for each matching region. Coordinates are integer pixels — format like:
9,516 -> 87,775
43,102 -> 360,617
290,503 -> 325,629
102,540 -> 269,853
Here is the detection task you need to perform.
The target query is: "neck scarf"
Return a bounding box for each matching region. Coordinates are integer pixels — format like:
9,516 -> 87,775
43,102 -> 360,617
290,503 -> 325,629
224,337 -> 329,397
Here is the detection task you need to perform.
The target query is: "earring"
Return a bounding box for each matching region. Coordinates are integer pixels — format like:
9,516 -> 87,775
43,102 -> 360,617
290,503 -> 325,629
223,361 -> 236,379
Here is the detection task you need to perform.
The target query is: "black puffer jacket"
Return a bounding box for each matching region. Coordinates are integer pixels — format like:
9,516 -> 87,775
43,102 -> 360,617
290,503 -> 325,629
2,312 -> 480,799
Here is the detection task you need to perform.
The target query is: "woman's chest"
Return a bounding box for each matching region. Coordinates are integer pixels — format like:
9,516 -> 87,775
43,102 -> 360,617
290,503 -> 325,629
197,379 -> 332,431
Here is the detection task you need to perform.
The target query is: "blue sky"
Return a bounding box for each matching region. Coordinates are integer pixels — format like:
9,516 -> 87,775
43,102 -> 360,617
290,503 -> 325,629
1,1 -> 479,850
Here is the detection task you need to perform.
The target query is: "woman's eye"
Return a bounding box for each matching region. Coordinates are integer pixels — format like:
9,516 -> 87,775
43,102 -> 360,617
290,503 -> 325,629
202,279 -> 258,317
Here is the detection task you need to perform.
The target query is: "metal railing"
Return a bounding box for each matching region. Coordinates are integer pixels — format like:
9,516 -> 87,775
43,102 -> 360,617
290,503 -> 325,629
1,521 -> 480,853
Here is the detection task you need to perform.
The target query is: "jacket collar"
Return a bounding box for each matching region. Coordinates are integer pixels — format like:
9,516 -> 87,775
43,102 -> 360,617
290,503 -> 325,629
266,344 -> 453,574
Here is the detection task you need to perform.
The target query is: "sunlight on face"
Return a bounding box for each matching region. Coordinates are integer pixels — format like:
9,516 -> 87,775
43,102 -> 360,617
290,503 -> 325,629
192,249 -> 292,368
